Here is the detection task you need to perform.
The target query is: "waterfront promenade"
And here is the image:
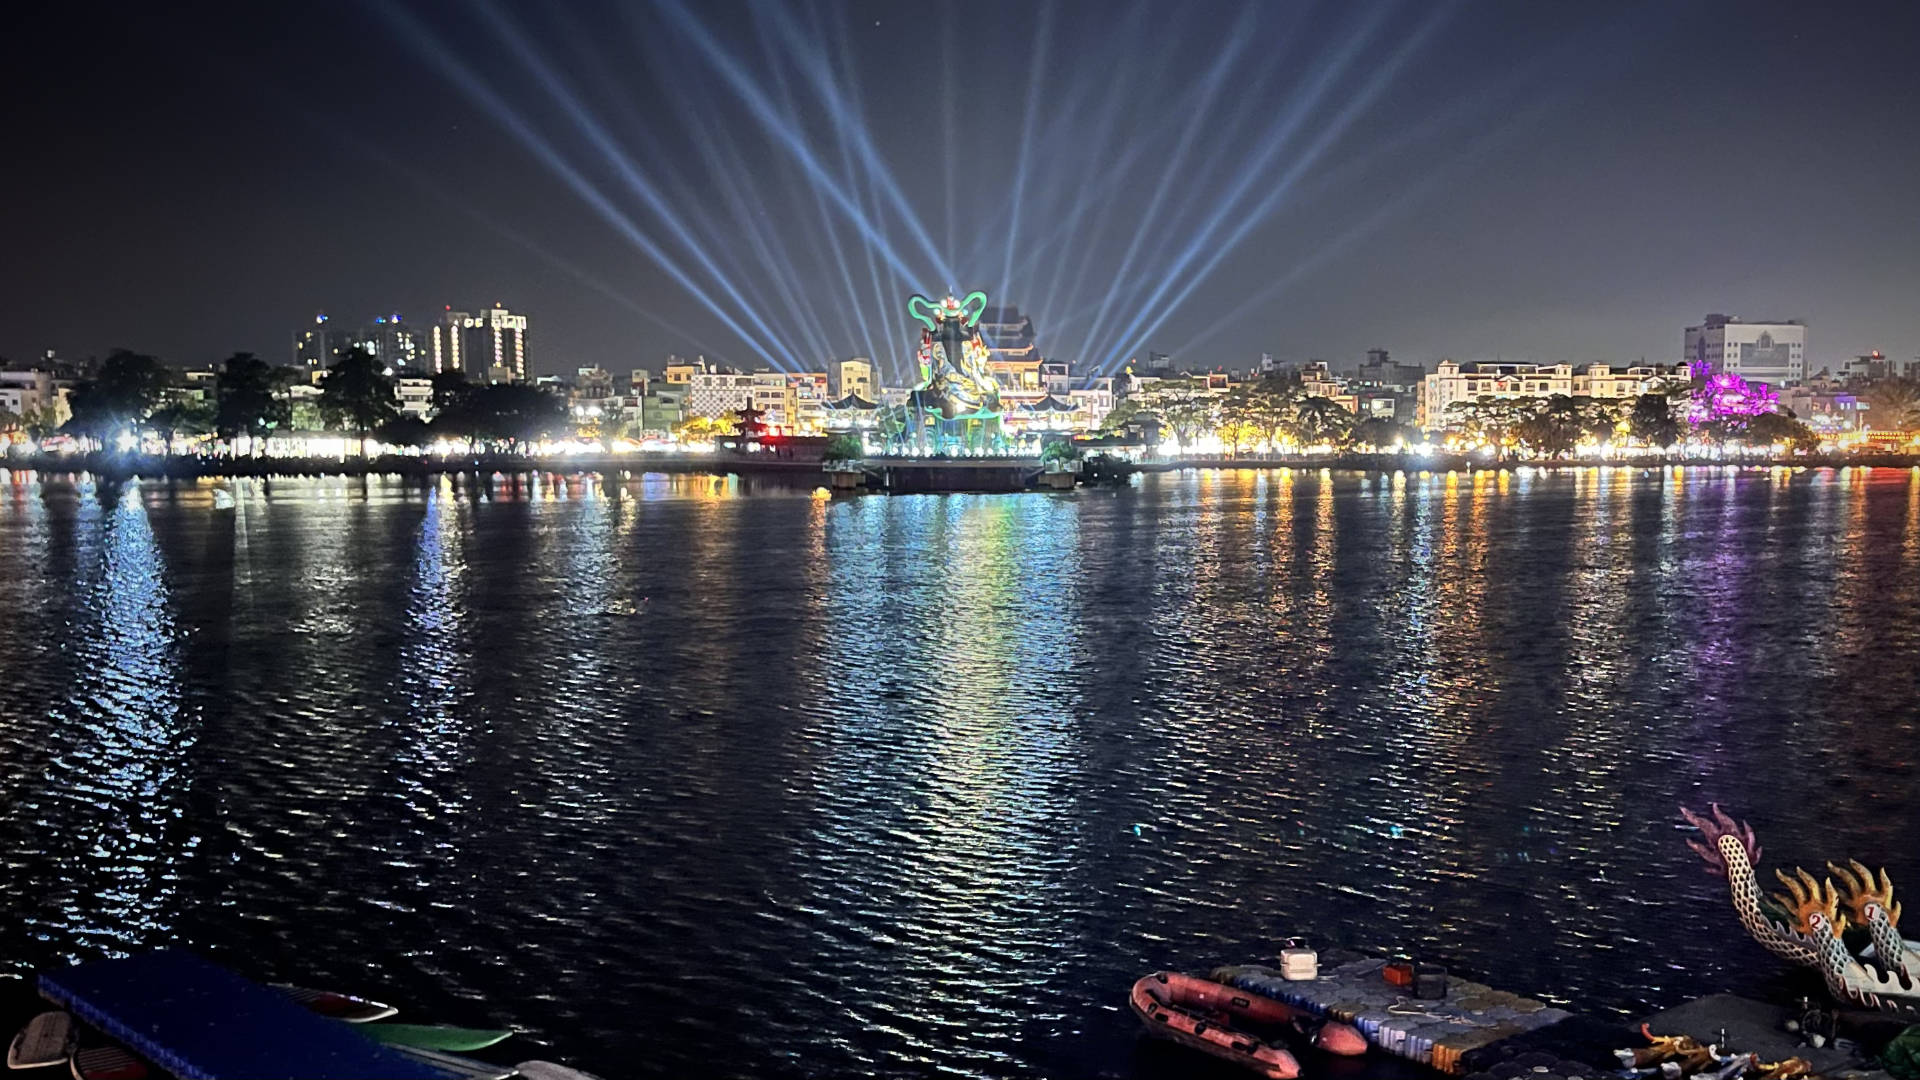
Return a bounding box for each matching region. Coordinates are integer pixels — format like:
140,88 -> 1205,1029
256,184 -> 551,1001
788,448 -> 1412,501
6,448 -> 1919,481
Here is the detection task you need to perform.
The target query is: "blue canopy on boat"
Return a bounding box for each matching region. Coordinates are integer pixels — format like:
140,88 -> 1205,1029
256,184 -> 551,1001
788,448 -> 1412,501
38,951 -> 460,1080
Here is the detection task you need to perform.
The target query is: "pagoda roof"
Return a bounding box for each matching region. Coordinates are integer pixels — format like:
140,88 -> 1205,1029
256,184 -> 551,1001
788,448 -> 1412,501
824,393 -> 877,411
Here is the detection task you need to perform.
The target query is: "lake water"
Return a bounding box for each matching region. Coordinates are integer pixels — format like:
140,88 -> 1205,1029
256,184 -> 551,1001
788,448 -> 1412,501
2,466 -> 1918,1079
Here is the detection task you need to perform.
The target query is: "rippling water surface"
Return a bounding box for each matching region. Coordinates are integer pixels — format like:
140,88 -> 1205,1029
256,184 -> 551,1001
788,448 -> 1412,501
3,467 -> 1918,1078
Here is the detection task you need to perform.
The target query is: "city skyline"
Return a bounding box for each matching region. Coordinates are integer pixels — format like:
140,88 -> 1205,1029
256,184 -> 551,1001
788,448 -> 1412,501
6,1 -> 1920,378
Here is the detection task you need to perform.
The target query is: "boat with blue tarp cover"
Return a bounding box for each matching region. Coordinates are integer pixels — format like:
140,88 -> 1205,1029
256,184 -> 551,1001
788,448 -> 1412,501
36,951 -> 461,1080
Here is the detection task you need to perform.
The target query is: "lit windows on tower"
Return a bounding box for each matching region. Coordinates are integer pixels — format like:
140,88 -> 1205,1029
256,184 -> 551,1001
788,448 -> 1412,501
431,305 -> 529,381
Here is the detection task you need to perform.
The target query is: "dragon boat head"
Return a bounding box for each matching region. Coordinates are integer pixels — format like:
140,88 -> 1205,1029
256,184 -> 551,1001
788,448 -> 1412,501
1828,859 -> 1900,930
1772,867 -> 1848,940
1680,804 -> 1761,879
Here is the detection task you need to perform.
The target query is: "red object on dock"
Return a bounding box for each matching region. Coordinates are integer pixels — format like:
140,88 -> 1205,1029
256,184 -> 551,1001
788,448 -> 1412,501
1129,971 -> 1304,1079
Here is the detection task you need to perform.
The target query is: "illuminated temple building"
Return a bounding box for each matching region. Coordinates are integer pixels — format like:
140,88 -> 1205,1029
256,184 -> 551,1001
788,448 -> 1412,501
977,306 -> 1043,396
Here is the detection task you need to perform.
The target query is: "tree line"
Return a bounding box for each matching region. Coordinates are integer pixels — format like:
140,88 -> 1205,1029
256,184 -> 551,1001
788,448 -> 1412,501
1091,370 -> 1892,459
22,347 -> 572,454
1101,374 -> 1415,454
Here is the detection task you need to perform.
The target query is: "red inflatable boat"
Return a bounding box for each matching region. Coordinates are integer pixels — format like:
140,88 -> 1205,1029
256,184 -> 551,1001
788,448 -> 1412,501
1129,971 -> 1307,1078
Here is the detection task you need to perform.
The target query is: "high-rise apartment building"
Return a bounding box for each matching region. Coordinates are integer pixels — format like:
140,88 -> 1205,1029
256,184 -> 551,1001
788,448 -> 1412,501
293,312 -> 425,371
432,305 -> 530,382
293,313 -> 352,369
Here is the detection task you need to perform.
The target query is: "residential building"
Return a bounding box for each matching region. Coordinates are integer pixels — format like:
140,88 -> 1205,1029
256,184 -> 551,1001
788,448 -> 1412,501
1298,361 -> 1359,416
664,357 -> 705,385
359,315 -> 424,370
293,313 -> 353,369
1684,313 -> 1805,385
686,371 -> 756,419
1040,360 -> 1072,397
748,372 -> 796,431
0,369 -> 72,427
293,312 -> 423,370
1353,348 -> 1425,390
835,358 -> 874,402
1419,361 -> 1675,430
639,385 -> 688,438
1838,351 -> 1913,384
573,366 -> 616,401
431,305 -> 530,382
1068,376 -> 1116,430
788,372 -> 830,432
1779,382 -> 1869,435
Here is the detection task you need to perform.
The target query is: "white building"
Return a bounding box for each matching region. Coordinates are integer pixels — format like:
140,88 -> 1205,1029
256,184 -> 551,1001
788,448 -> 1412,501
432,305 -> 530,382
395,377 -> 434,419
749,372 -> 795,430
836,358 -> 874,402
1684,313 -> 1805,385
1068,376 -> 1116,429
1419,361 -> 1675,430
686,371 -> 756,419
0,369 -> 72,427
787,372 -> 830,432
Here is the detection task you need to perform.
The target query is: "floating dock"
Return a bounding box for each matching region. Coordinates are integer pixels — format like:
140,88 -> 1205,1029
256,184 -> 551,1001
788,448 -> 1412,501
1215,957 -> 1584,1075
38,951 -> 458,1079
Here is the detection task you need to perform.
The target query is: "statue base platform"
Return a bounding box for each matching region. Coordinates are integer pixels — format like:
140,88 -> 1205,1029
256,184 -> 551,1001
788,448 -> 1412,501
833,458 -> 1057,494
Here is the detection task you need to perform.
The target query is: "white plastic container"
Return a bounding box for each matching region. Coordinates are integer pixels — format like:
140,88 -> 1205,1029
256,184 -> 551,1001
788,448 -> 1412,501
1279,947 -> 1319,981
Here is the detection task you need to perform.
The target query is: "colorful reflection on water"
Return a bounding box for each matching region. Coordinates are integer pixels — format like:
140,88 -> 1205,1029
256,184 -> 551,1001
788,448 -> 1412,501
1,467 -> 1917,1079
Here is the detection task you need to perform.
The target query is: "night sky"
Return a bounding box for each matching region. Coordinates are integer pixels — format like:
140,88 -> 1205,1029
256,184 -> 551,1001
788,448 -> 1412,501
7,1 -> 1918,381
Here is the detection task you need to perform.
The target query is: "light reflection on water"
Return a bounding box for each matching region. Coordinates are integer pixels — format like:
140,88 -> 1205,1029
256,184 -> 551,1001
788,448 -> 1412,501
2,467 -> 1919,1079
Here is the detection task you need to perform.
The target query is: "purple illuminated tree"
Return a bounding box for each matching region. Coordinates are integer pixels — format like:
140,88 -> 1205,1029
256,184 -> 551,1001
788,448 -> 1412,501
1686,363 -> 1779,428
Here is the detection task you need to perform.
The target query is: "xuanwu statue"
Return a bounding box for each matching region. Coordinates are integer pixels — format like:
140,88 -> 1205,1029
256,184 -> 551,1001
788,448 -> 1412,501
874,292 -> 1010,455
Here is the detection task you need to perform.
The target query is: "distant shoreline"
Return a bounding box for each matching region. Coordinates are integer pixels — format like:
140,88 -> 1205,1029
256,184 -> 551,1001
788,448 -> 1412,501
3,449 -> 1916,481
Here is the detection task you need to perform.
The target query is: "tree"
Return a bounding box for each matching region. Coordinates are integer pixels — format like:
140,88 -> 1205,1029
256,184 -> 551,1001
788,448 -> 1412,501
146,398 -> 215,453
1099,397 -> 1147,434
1251,379 -> 1301,448
582,406 -> 630,452
430,368 -> 474,414
1515,410 -> 1578,457
1628,392 -> 1680,448
318,347 -> 398,445
1865,376 -> 1920,431
1292,396 -> 1354,447
1040,438 -> 1083,467
822,433 -> 864,463
1159,397 -> 1214,451
1445,396 -> 1540,458
374,415 -> 432,449
1216,384 -> 1260,456
443,383 -> 569,451
19,404 -> 61,440
64,349 -> 172,443
1349,416 -> 1417,450
1746,410 -> 1819,452
214,352 -> 292,449
674,415 -> 736,443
